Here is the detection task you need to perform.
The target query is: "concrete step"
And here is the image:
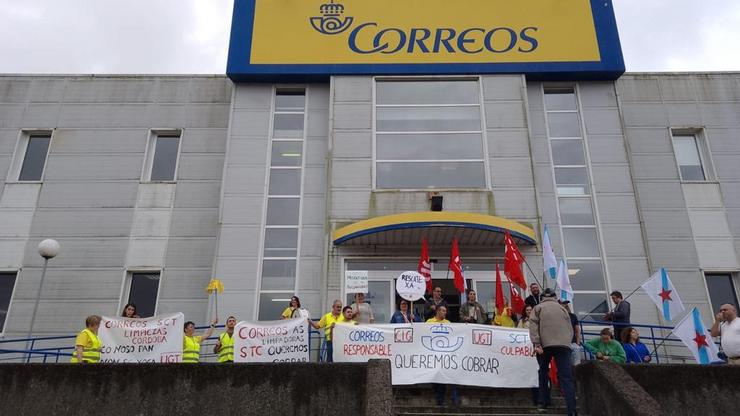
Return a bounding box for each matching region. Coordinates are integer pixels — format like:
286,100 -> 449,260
395,406 -> 568,415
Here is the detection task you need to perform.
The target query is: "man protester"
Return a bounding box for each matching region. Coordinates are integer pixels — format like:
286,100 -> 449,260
424,286 -> 448,320
214,315 -> 237,363
460,289 -> 487,324
604,291 -> 630,341
529,288 -> 577,416
426,306 -> 459,406
710,303 -> 740,365
525,283 -> 542,309
560,300 -> 582,365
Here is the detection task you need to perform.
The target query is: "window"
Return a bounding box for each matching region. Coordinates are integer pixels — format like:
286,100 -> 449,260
258,89 -> 306,320
705,273 -> 739,315
127,272 -> 160,318
145,131 -> 181,182
374,79 -> 486,189
672,133 -> 708,181
17,134 -> 51,181
0,272 -> 18,333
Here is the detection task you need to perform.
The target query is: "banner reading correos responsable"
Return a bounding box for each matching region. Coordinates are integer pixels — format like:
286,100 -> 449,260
99,313 -> 184,363
333,322 -> 538,387
234,318 -> 310,363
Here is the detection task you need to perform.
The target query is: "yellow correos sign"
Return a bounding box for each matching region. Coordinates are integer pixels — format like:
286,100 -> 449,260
249,0 -> 601,64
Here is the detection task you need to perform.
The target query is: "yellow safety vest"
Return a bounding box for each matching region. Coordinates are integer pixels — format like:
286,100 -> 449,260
71,328 -> 102,363
183,335 -> 201,363
218,332 -> 234,363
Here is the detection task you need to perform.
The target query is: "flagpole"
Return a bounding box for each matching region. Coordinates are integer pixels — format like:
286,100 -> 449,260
522,258 -> 543,288
647,328 -> 676,361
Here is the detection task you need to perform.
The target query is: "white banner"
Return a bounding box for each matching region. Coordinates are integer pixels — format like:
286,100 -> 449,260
234,318 -> 310,363
345,270 -> 368,294
99,313 -> 184,363
333,322 -> 538,387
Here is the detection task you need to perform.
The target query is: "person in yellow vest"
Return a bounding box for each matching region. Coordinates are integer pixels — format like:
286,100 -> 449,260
182,317 -> 218,363
425,306 -> 459,406
214,316 -> 237,363
426,305 -> 451,324
71,315 -> 103,363
309,299 -> 342,362
493,300 -> 516,328
339,306 -> 358,325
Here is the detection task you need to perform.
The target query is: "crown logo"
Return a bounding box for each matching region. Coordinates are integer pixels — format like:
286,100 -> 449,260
431,324 -> 452,335
310,0 -> 354,35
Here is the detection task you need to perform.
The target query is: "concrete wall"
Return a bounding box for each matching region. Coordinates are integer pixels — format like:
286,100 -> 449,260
0,76 -> 231,340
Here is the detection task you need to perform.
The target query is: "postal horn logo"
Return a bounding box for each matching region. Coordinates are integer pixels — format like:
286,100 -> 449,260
310,0 -> 353,35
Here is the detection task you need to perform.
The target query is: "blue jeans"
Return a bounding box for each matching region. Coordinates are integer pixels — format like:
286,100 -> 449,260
537,346 -> 576,415
432,384 -> 458,406
324,340 -> 333,363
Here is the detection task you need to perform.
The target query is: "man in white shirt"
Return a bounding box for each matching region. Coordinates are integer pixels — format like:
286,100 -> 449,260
710,303 -> 740,365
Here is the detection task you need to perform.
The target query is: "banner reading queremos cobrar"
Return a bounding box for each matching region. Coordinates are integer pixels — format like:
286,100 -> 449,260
333,322 -> 538,387
234,318 -> 310,363
99,313 -> 184,363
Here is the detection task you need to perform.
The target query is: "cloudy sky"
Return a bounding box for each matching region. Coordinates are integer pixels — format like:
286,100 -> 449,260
0,0 -> 738,74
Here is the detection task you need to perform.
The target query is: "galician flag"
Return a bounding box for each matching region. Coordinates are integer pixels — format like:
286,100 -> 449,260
556,259 -> 574,302
543,225 -> 557,280
640,268 -> 685,322
673,308 -> 720,365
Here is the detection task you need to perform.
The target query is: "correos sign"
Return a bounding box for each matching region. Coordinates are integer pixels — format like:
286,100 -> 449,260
227,0 -> 624,80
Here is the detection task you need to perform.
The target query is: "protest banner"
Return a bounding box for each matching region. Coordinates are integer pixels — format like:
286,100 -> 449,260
333,322 -> 538,387
99,313 -> 184,363
345,270 -> 368,294
234,318 -> 310,363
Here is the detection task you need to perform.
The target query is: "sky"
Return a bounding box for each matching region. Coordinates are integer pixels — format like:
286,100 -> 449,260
0,0 -> 739,74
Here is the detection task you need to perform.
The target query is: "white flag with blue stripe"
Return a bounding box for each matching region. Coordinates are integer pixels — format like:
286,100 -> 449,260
543,225 -> 557,280
640,268 -> 685,322
556,259 -> 574,302
673,308 -> 719,365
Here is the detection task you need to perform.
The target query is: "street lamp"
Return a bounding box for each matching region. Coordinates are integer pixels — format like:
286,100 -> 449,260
26,239 -> 59,360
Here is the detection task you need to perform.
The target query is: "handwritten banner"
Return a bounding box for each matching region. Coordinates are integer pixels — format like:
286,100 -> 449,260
333,322 -> 538,387
345,270 -> 368,294
234,318 -> 310,363
99,313 -> 184,363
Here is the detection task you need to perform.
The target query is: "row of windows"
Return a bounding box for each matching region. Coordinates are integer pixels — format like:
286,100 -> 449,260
9,131 -> 181,182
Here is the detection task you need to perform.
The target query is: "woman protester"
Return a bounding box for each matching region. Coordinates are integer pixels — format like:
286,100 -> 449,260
350,292 -> 375,324
182,317 -> 218,363
71,315 -> 103,364
517,305 -> 534,329
390,299 -> 421,323
121,303 -> 140,319
309,299 -> 343,362
281,296 -> 303,319
621,326 -> 652,364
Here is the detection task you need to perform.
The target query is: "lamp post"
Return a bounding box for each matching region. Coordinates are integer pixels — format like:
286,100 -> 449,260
26,239 -> 59,360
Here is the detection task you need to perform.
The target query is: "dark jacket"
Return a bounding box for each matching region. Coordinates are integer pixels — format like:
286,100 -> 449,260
460,301 -> 487,324
612,300 -> 631,324
424,298 -> 448,320
524,293 -> 542,309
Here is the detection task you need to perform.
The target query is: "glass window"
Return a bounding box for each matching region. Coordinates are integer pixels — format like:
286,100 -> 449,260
0,272 -> 17,333
150,135 -> 180,181
377,80 -> 479,105
266,198 -> 300,225
273,114 -> 304,139
672,134 -> 706,181
559,198 -> 595,225
547,113 -> 581,138
544,88 -> 577,111
563,228 -> 600,258
377,162 -> 486,189
268,169 -> 302,195
377,106 -> 481,132
264,228 -> 299,257
346,261 -> 418,271
554,167 -> 590,195
705,273 -> 739,315
271,141 -> 303,166
261,259 -> 297,290
551,139 -> 585,166
258,292 -> 295,321
127,272 -> 160,318
18,135 -> 51,181
573,293 -> 609,319
345,281 -> 392,324
566,260 -> 606,291
475,280 -> 512,321
376,133 -> 483,160
275,90 -> 305,111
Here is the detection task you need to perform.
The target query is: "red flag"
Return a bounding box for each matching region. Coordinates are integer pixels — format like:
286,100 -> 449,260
449,238 -> 466,294
495,264 -> 505,315
509,280 -> 525,315
504,231 -> 527,289
418,237 -> 432,294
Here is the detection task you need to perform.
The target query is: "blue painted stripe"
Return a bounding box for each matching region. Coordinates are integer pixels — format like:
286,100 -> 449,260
332,221 -> 537,245
692,308 -> 710,365
661,268 -> 671,321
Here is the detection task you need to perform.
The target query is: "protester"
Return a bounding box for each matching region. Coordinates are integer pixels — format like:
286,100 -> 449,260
71,315 -> 103,364
424,286 -> 448,320
584,328 -> 626,364
493,299 -> 516,328
426,305 -> 459,406
182,317 -> 218,363
214,315 -> 237,363
560,300 -> 582,365
621,327 -> 651,364
281,296 -> 303,319
524,283 -> 542,309
350,292 -> 375,324
309,299 -> 343,362
604,291 -> 631,341
528,288 -> 577,416
460,289 -> 487,324
710,303 -> 740,365
340,306 -> 358,325
390,299 -> 421,323
517,305 -> 533,329
121,303 -> 140,319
